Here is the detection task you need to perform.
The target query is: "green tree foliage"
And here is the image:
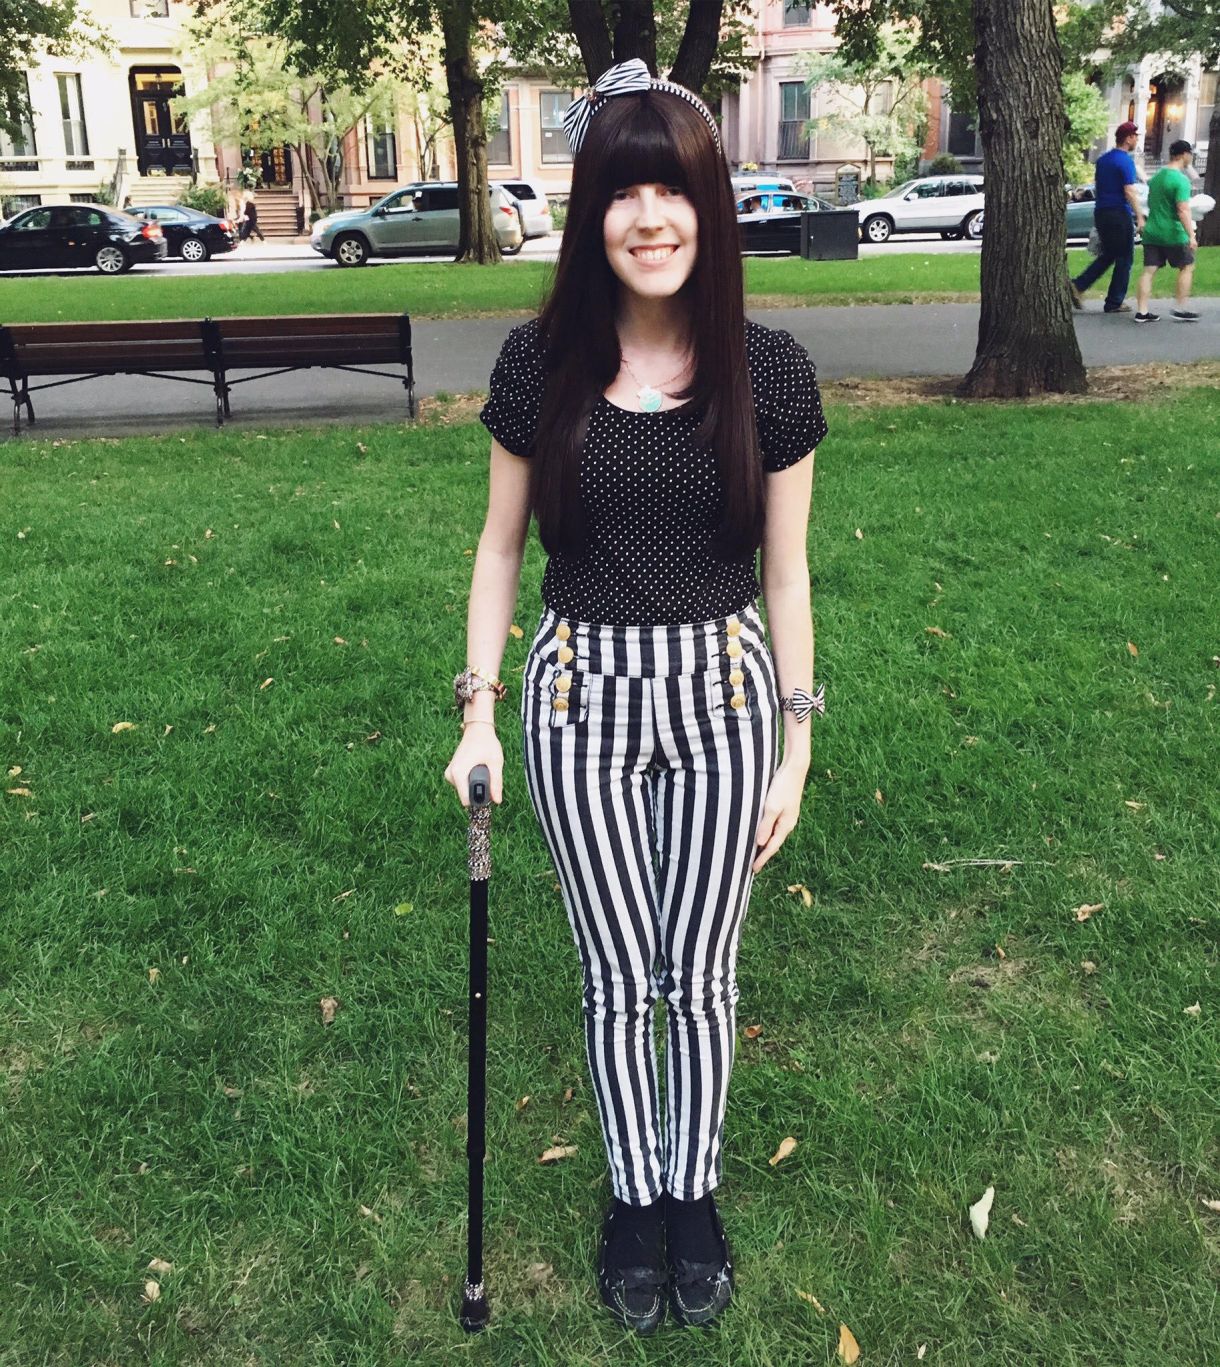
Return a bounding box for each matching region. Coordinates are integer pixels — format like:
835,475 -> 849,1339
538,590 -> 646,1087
1,0 -> 109,141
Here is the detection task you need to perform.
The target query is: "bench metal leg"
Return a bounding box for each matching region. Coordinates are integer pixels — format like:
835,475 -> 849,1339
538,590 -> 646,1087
211,370 -> 231,427
9,376 -> 34,436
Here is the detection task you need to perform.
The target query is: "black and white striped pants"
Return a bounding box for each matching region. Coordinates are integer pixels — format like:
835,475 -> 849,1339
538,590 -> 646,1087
520,602 -> 779,1203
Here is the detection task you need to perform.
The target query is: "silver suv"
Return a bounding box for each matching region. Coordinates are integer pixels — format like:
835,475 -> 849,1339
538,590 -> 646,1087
310,182 -> 524,266
855,175 -> 985,243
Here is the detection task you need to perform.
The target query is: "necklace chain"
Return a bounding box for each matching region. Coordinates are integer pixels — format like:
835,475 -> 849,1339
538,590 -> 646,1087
619,351 -> 690,411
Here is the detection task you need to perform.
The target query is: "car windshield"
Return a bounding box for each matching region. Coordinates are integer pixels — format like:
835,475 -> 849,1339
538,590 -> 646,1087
879,180 -> 918,199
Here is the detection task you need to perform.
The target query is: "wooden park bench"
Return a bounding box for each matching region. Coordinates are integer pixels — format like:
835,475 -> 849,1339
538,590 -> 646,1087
0,312 -> 416,435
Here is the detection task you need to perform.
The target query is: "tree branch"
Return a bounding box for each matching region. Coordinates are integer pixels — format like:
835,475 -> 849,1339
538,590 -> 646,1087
668,0 -> 725,93
567,0 -> 613,82
612,0 -> 658,73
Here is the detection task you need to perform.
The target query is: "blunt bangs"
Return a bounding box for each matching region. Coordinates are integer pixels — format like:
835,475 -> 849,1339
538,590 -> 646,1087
595,97 -> 692,198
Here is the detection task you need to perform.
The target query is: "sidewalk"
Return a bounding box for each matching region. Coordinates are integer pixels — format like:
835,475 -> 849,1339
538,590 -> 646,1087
7,301 -> 1217,437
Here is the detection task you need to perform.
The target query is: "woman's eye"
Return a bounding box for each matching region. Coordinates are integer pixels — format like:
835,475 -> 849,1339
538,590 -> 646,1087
663,186 -> 686,197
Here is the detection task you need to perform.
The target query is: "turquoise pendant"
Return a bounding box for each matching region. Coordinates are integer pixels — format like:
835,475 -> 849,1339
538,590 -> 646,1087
638,385 -> 663,412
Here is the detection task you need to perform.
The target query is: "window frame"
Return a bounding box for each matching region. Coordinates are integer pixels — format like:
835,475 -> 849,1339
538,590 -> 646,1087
777,80 -> 811,161
782,1 -> 812,26
56,72 -> 90,157
487,91 -> 512,166
363,113 -> 397,181
0,74 -> 37,157
540,89 -> 573,165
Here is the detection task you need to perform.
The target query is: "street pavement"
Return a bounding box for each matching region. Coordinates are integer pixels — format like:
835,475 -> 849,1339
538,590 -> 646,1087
6,298 -> 1215,438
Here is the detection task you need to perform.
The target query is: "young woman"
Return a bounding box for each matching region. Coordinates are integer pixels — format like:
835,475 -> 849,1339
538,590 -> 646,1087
444,60 -> 826,1334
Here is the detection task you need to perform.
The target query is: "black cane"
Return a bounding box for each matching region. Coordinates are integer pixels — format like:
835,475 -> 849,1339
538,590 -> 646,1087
459,764 -> 492,1332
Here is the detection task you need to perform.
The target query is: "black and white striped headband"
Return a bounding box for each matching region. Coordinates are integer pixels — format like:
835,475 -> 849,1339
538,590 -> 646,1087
562,58 -> 722,155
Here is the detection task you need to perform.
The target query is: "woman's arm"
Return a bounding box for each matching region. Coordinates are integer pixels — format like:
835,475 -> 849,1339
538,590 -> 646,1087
753,450 -> 816,870
444,438 -> 532,805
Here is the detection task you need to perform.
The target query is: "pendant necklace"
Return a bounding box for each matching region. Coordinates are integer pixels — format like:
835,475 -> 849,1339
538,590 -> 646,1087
619,352 -> 690,413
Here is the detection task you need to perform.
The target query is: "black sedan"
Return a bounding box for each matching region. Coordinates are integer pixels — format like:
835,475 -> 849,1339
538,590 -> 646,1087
0,203 -> 167,274
737,192 -> 838,254
130,204 -> 238,261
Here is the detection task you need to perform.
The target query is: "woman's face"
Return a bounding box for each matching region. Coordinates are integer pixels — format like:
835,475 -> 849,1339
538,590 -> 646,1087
602,182 -> 698,301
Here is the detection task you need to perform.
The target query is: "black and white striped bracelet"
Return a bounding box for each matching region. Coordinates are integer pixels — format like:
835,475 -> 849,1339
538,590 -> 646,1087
779,684 -> 825,722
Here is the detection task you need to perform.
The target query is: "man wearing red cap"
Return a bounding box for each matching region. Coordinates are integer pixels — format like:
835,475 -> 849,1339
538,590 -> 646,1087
1070,122 -> 1145,314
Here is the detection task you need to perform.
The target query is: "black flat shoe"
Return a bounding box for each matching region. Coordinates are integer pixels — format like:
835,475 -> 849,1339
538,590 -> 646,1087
597,1205 -> 667,1335
667,1196 -> 734,1328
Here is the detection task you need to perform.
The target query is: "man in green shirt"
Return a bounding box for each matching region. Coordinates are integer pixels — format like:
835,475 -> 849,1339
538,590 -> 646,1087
1134,140 -> 1200,323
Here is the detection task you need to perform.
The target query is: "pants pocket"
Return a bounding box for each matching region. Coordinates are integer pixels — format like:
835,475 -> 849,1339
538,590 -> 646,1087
704,667 -> 752,719
544,662 -> 590,728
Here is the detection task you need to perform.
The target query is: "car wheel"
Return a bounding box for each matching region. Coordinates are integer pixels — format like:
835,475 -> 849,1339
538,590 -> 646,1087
180,236 -> 210,262
862,215 -> 892,244
501,239 -> 523,256
332,233 -> 370,267
95,245 -> 129,274
963,210 -> 984,241
941,228 -> 964,241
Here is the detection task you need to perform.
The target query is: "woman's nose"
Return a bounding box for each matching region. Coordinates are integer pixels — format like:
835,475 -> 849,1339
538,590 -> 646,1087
633,188 -> 665,227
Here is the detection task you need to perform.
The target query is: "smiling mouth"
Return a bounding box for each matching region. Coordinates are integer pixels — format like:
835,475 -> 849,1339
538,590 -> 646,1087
630,245 -> 678,262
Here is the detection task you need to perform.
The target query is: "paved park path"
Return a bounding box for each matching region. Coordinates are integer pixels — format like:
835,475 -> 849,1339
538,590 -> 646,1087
9,300 -> 1218,437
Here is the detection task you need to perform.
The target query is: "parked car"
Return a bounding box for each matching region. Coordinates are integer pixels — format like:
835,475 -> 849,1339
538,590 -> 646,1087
855,175 -> 985,243
0,202 -> 167,274
129,203 -> 238,261
731,174 -> 797,196
310,182 -> 524,266
737,193 -> 839,254
494,179 -> 554,237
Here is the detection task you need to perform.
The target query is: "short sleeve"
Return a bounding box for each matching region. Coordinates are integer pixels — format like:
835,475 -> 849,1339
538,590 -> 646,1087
479,319 -> 547,457
753,326 -> 828,472
1120,152 -> 1137,185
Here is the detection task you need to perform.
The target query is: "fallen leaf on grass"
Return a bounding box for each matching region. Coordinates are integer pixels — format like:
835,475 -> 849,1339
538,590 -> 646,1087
1011,1213 -> 1028,1228
538,1145 -> 578,1164
147,1258 -> 173,1274
142,1280 -> 160,1304
508,624 -> 524,639
786,883 -> 813,907
528,1261 -> 553,1284
874,788 -> 884,804
796,1289 -> 827,1313
320,996 -> 339,1025
1200,1198 -> 1220,1213
925,625 -> 950,638
969,1185 -> 995,1239
393,902 -> 413,917
1124,800 -> 1145,811
81,812 -> 95,823
332,889 -> 354,902
769,1136 -> 797,1167
515,1095 -> 531,1112
7,766 -> 20,777
1183,1002 -> 1201,1017
222,1085 -> 242,1099
5,787 -> 33,798
147,967 -> 160,985
1074,903 -> 1104,922
358,1204 -> 382,1223
334,636 -> 348,646
259,678 -> 274,690
1080,960 -> 1098,975
837,1322 -> 861,1363
562,1087 -> 574,1103
1126,641 -> 1139,657
111,721 -> 137,733
853,528 -> 863,541
744,1024 -> 764,1039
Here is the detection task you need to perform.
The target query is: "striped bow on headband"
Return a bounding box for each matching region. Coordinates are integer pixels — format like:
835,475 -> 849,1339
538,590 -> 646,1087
562,57 -> 722,155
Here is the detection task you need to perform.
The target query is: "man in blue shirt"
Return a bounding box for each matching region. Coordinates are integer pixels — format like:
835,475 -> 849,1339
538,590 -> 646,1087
1070,121 -> 1146,314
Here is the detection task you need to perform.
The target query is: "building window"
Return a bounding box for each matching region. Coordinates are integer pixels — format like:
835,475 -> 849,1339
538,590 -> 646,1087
1198,71 -> 1216,154
947,109 -> 978,158
0,74 -> 37,156
540,90 -> 573,163
56,73 -> 90,156
783,2 -> 812,25
778,81 -> 810,160
1,194 -> 42,218
364,115 -> 397,179
488,92 -> 511,165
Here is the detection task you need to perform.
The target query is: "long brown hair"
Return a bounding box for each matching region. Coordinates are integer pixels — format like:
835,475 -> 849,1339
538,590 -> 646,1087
531,90 -> 763,561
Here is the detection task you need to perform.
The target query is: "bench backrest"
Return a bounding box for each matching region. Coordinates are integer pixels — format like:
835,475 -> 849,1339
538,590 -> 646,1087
212,314 -> 407,367
0,320 -> 208,375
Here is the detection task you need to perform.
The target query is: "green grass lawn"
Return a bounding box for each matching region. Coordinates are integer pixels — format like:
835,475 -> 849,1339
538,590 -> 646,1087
1,247 -> 1216,322
2,396 -> 1218,1364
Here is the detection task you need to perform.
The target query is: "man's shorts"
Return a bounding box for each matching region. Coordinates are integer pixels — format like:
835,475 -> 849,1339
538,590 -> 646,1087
1144,242 -> 1196,269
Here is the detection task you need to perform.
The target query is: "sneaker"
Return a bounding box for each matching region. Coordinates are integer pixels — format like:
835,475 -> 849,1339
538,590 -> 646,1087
1133,312 -> 1160,324
597,1203 -> 667,1335
1069,282 -> 1085,309
1104,303 -> 1133,313
1171,309 -> 1200,322
667,1194 -> 735,1329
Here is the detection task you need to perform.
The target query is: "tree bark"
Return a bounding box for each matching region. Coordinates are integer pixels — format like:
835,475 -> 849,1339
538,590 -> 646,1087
568,0 -> 614,84
668,0 -> 725,93
959,0 -> 1087,397
612,0 -> 658,74
1200,103 -> 1219,248
441,0 -> 500,264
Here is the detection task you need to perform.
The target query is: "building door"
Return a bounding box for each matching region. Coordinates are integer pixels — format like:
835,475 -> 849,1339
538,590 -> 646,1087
130,69 -> 192,175
259,146 -> 293,187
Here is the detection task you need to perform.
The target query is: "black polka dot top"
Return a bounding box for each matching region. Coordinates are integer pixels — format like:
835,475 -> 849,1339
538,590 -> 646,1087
480,317 -> 828,627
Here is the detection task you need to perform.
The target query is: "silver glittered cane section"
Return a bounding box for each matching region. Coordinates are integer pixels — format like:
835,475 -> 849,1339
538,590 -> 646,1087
468,806 -> 491,881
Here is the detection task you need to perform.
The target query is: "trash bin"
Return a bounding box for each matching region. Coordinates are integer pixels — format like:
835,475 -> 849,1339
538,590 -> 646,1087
800,210 -> 859,261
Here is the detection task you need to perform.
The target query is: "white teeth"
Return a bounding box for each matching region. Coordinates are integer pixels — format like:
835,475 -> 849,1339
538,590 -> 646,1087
633,247 -> 675,262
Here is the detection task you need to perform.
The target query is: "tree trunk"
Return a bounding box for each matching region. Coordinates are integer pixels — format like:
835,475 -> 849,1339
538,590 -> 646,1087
612,0 -> 658,74
1200,104 -> 1219,248
568,0 -> 613,84
441,0 -> 500,265
669,0 -> 724,93
959,0 -> 1087,398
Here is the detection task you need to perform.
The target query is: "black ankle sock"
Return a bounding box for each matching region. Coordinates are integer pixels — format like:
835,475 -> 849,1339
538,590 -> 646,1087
604,1196 -> 663,1268
665,1191 -> 718,1260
